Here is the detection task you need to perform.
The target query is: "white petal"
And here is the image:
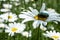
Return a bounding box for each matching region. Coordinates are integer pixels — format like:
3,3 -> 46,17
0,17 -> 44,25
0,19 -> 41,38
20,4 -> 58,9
21,11 -> 34,17
0,9 -> 10,12
29,7 -> 39,15
0,23 -> 5,28
33,20 -> 40,28
42,22 -> 47,26
40,3 -> 46,12
47,8 -> 56,14
22,18 -> 34,23
11,32 -> 14,36
0,18 -> 4,22
40,23 -> 47,31
46,16 -> 60,22
19,14 -> 32,18
3,4 -> 12,9
5,29 -> 10,33
8,32 -> 14,36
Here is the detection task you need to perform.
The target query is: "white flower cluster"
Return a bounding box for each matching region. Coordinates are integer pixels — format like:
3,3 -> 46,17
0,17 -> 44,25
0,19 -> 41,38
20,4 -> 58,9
0,3 -> 31,37
0,2 -> 60,40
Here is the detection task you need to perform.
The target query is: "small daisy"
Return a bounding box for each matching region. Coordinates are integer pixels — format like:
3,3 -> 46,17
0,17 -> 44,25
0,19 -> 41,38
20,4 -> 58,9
3,4 -> 12,9
0,4 -> 12,12
21,31 -> 31,37
19,3 -> 60,29
43,30 -> 60,40
5,22 -> 26,36
0,12 -> 18,22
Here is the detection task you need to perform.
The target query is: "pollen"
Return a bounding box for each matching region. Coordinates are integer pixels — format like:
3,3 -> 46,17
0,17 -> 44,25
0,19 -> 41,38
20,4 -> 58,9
52,35 -> 59,39
8,16 -> 12,19
11,27 -> 18,32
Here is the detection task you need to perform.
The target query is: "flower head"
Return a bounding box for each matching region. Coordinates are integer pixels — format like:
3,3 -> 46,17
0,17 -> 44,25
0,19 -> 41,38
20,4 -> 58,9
5,22 -> 26,36
3,4 -> 12,9
43,30 -> 60,40
0,12 -> 18,22
19,3 -> 60,29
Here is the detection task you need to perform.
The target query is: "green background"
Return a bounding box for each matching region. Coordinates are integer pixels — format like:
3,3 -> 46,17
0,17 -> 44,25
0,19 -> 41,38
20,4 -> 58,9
0,0 -> 60,40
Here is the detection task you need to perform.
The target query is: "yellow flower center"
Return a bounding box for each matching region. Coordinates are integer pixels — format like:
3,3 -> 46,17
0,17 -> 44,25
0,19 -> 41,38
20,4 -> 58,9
34,12 -> 49,21
11,27 -> 18,32
8,16 -> 12,19
52,36 -> 59,39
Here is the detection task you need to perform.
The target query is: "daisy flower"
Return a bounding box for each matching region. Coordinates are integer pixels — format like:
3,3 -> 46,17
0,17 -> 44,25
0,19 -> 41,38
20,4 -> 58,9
43,30 -> 60,40
0,12 -> 18,22
19,3 -> 60,29
5,22 -> 26,36
21,31 -> 31,37
0,4 -> 12,12
3,4 -> 12,9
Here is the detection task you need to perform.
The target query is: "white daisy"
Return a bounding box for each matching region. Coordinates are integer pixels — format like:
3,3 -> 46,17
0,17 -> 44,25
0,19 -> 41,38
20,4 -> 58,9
3,4 -> 12,9
0,4 -> 12,12
43,30 -> 60,40
5,22 -> 26,36
19,3 -> 60,29
0,12 -> 18,22
21,31 -> 31,37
